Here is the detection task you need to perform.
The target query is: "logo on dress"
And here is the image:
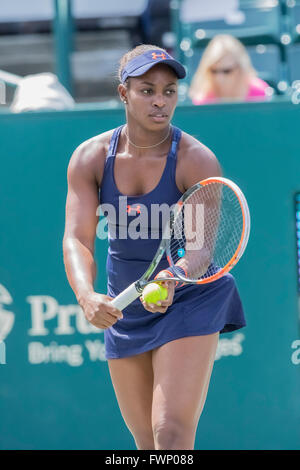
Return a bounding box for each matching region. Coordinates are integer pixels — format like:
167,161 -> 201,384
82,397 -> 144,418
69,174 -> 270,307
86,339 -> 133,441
127,204 -> 141,215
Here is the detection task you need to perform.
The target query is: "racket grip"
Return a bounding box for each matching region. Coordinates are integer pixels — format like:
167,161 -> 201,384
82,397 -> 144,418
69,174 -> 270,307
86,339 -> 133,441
111,282 -> 141,311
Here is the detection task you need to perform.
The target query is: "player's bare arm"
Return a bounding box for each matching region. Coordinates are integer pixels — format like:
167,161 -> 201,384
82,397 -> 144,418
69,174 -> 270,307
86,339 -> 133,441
63,135 -> 123,329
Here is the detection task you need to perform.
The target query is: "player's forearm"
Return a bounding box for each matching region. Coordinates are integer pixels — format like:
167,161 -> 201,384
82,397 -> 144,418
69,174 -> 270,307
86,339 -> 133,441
63,237 -> 97,304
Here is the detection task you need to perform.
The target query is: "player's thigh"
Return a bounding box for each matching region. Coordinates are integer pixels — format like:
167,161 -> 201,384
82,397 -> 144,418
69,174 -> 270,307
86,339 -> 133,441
152,333 -> 219,431
108,350 -> 154,436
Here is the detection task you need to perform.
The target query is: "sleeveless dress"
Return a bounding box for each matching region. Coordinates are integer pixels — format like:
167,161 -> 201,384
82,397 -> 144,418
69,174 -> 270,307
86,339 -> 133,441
99,125 -> 246,359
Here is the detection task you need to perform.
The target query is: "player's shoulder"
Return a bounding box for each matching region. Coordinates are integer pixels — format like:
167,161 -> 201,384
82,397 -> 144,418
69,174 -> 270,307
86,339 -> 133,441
178,130 -> 218,165
70,128 -> 115,165
67,128 -> 117,185
177,130 -> 222,189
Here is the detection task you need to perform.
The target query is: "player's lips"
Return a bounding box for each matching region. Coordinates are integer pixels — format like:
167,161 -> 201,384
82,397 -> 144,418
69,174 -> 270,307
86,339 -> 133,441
149,113 -> 168,122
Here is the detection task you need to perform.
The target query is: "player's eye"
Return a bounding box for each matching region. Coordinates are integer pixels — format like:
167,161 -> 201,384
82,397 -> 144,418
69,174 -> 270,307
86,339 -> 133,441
141,89 -> 153,95
166,89 -> 176,95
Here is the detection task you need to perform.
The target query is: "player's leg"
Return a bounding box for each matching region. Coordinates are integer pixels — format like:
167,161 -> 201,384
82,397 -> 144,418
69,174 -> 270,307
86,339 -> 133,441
107,350 -> 155,450
151,333 -> 219,450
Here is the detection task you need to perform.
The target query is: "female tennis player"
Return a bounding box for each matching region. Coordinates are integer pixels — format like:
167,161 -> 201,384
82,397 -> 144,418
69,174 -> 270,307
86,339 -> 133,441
63,44 -> 246,450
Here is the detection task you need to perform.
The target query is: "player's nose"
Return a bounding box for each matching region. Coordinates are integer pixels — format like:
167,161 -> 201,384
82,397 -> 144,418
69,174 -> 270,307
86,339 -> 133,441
152,93 -> 166,108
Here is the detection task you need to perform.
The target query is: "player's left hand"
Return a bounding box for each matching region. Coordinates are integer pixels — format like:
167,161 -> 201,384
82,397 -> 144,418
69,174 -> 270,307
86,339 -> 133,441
140,271 -> 176,314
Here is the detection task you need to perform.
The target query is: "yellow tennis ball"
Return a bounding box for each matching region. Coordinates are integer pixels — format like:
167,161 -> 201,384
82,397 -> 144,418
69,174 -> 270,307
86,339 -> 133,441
142,283 -> 168,304
158,284 -> 168,301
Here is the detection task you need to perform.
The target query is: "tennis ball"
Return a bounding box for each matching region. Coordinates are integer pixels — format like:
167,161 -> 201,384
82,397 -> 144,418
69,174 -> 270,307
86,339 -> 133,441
142,283 -> 168,304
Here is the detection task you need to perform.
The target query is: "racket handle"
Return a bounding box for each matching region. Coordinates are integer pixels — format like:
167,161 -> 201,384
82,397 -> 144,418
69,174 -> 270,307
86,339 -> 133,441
111,282 -> 141,311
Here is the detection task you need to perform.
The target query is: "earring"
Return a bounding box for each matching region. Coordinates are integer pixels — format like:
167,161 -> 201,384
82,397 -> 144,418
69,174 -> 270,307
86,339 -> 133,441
123,99 -> 127,104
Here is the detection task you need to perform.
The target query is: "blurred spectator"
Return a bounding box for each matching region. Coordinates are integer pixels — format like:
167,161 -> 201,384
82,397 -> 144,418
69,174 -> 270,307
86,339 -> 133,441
189,35 -> 270,105
10,73 -> 75,112
140,0 -> 171,49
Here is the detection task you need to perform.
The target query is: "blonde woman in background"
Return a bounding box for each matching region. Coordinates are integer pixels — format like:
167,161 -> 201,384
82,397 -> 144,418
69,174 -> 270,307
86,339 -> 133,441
189,34 -> 270,104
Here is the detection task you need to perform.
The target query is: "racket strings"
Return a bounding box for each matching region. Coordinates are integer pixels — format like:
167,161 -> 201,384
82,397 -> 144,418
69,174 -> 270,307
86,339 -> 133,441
169,182 -> 244,281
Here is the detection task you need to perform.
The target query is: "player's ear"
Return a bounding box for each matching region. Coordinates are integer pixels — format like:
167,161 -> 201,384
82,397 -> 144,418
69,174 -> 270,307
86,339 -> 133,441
118,84 -> 128,105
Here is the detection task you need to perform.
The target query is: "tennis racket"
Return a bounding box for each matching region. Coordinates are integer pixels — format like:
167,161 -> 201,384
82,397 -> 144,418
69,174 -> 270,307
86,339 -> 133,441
111,176 -> 250,311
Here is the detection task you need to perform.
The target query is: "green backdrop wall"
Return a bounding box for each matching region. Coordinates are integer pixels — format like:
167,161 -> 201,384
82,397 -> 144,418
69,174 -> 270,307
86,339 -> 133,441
0,99 -> 299,450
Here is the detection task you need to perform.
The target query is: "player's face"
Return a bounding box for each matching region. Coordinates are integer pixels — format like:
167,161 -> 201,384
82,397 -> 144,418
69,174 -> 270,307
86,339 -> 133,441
123,64 -> 178,131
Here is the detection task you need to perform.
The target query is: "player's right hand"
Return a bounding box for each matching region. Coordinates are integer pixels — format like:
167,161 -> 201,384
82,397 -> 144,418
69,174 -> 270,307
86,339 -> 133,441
140,270 -> 176,314
79,292 -> 123,329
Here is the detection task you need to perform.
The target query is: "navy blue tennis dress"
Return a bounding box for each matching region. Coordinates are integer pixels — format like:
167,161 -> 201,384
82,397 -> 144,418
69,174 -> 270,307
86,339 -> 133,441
99,125 -> 246,359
